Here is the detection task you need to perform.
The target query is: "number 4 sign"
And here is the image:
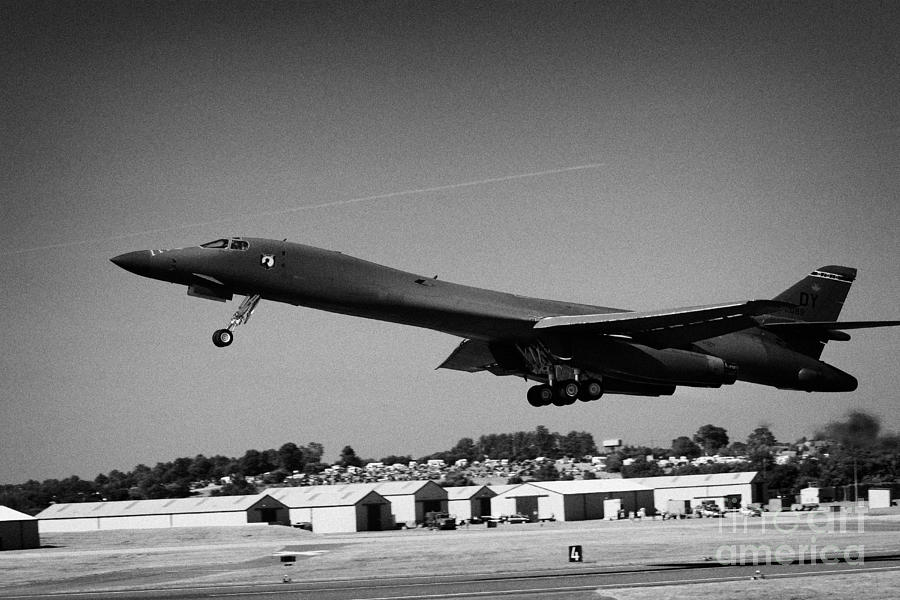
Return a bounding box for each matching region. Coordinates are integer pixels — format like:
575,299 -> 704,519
568,545 -> 583,563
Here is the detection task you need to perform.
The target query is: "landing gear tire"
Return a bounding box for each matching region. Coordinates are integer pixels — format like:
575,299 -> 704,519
212,329 -> 233,347
527,384 -> 554,407
579,379 -> 603,402
552,380 -> 580,406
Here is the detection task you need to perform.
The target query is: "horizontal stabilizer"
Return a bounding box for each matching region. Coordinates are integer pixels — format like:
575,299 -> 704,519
534,300 -> 792,346
763,320 -> 900,341
766,320 -> 900,330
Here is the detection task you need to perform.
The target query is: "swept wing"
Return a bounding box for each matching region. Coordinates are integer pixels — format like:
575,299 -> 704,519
533,299 -> 792,347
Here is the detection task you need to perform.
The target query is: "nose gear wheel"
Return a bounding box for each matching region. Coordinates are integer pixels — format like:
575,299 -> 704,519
212,294 -> 261,347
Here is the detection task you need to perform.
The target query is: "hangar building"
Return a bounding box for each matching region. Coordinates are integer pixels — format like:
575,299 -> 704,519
266,487 -> 391,533
36,493 -> 289,532
445,485 -> 496,521
631,471 -> 763,512
311,481 -> 447,527
493,479 -> 654,521
0,506 -> 40,551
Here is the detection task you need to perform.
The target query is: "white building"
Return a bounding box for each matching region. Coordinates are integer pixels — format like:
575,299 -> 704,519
336,481 -> 447,527
631,471 -> 763,512
445,485 -> 496,521
492,479 -> 654,521
266,487 -> 391,533
36,493 -> 289,532
1,506 -> 40,550
275,481 -> 448,527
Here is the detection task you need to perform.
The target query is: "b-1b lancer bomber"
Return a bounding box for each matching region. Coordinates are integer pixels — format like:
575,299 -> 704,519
111,237 -> 899,407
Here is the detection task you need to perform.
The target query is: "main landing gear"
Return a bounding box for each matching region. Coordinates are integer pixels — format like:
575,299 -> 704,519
212,294 -> 261,347
527,378 -> 603,407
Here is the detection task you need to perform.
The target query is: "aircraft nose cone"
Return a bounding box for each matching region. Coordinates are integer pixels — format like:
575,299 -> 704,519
110,250 -> 157,276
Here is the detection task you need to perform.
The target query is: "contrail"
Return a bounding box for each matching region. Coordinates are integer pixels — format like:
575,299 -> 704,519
2,162 -> 605,256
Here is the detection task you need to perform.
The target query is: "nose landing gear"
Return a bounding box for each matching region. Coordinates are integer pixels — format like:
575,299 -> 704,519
212,294 -> 261,347
212,328 -> 234,347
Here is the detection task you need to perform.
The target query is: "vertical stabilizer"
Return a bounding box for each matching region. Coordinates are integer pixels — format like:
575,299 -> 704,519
772,265 -> 856,322
767,265 -> 856,359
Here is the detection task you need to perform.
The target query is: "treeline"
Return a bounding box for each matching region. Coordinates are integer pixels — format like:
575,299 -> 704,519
612,412 -> 900,498
0,426 -> 596,515
0,441 -> 328,515
419,425 -> 598,463
4,413 -> 897,515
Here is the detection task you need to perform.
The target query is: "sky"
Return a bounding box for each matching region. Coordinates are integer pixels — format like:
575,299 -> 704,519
1,1 -> 898,484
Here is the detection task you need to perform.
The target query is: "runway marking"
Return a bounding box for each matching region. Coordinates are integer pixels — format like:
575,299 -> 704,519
202,564 -> 900,599
8,564 -> 898,599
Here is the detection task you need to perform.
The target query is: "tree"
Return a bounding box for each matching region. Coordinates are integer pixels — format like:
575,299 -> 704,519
448,438 -> 478,463
693,424 -> 729,455
766,461 -> 800,495
441,470 -> 474,487
303,442 -> 325,464
622,456 -> 664,478
743,426 -> 776,473
188,455 -> 214,481
533,462 -> 559,481
604,454 -> 623,473
726,441 -> 748,456
533,425 -> 556,458
671,436 -> 701,459
238,449 -> 273,476
338,445 -> 363,468
747,426 -> 776,454
560,431 -> 598,458
277,443 -> 305,473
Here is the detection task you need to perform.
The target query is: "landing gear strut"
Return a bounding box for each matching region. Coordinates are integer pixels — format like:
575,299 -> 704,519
213,294 -> 261,347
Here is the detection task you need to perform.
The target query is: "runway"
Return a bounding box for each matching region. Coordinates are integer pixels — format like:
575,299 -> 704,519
5,555 -> 900,600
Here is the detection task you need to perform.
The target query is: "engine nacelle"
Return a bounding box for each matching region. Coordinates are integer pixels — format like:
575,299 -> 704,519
574,338 -> 737,387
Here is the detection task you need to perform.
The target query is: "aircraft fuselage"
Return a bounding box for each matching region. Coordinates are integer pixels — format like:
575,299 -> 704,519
112,236 -> 893,405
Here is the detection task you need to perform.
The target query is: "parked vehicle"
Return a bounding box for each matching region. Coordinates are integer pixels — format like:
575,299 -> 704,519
695,501 -> 725,518
503,513 -> 530,524
425,511 -> 457,530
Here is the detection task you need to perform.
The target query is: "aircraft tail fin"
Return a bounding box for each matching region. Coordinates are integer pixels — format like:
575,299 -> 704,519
771,265 -> 856,323
764,265 -> 856,358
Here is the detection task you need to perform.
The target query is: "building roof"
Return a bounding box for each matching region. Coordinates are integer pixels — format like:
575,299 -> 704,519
369,481 -> 446,496
631,471 -> 759,489
0,505 -> 36,521
484,484 -> 520,495
444,485 -> 497,501
266,480 -> 447,498
36,493 -> 285,520
267,487 -> 386,508
499,479 -> 651,497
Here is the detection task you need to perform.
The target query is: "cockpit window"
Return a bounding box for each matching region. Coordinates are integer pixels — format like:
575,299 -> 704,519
200,238 -> 250,250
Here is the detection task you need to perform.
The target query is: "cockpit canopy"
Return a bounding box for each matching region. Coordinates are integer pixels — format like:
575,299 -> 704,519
201,238 -> 249,251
